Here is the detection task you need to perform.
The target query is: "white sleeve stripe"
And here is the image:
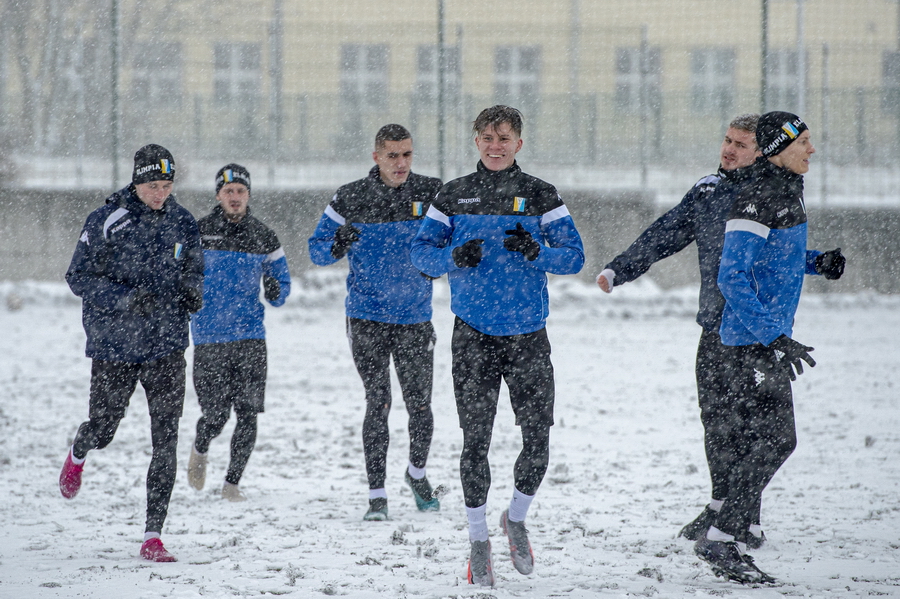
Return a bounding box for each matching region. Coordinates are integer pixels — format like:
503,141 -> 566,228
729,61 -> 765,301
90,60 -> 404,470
541,205 -> 570,225
324,205 -> 345,225
426,205 -> 451,227
725,218 -> 770,239
264,247 -> 286,262
103,208 -> 130,239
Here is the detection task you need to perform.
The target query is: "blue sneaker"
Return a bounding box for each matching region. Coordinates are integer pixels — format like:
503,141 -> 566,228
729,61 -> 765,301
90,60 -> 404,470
363,497 -> 389,521
404,470 -> 440,512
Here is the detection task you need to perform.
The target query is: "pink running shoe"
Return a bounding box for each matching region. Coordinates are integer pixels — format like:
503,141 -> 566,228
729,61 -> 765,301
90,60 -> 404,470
59,450 -> 84,499
140,538 -> 177,562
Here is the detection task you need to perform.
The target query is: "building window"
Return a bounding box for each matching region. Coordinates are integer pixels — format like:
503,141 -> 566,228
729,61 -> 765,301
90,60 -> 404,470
132,42 -> 182,105
767,49 -> 799,112
494,45 -> 541,116
414,45 -> 460,107
614,46 -> 661,113
340,44 -> 388,111
213,42 -> 261,107
883,51 -> 900,113
690,48 -> 735,114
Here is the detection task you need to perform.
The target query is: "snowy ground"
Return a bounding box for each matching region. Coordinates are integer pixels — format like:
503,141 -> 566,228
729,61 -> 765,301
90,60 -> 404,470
1,274 -> 898,599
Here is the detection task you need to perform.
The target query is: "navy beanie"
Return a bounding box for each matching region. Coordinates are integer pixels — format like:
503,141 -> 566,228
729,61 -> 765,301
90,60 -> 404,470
132,144 -> 175,184
756,112 -> 808,157
215,163 -> 251,193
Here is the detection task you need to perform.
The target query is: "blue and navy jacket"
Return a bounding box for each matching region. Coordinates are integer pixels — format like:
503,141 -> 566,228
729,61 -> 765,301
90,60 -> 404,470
190,206 -> 291,346
308,166 -> 442,325
605,166 -> 753,333
717,158 -> 823,347
66,185 -> 203,363
411,161 -> 585,336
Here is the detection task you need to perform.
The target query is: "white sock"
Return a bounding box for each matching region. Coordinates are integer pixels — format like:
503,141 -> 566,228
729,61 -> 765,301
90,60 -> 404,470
749,524 -> 763,537
369,488 -> 387,500
508,488 -> 535,523
70,447 -> 85,465
709,499 -> 724,511
143,531 -> 161,543
706,526 -> 735,543
407,462 -> 426,480
466,504 -> 489,542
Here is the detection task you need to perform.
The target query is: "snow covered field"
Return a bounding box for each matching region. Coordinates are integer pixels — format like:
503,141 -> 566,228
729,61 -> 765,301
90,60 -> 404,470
1,274 -> 898,598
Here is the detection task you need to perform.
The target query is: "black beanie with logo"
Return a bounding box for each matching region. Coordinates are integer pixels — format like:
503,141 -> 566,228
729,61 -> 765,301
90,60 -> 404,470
756,111 -> 808,158
215,163 -> 251,193
132,144 -> 175,185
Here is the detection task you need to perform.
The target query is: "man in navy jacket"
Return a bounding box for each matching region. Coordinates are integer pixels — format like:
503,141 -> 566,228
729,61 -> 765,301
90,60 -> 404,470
187,164 -> 291,502
60,144 -> 203,562
309,124 -> 443,522
411,106 -> 584,586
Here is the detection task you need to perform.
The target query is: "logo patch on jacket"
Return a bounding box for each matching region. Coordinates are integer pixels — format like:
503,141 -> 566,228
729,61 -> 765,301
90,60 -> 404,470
513,197 -> 527,212
109,219 -> 133,235
174,243 -> 183,259
742,204 -> 758,216
412,201 -> 423,217
458,197 -> 480,204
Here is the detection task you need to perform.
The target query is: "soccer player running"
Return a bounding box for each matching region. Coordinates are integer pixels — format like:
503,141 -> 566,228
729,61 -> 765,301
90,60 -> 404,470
60,144 -> 203,562
308,124 -> 443,521
597,115 -> 773,545
693,111 -> 845,583
411,105 -> 584,587
187,164 -> 291,502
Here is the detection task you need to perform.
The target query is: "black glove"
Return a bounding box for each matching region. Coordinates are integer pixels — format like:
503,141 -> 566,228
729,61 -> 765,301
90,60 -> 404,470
331,224 -> 361,259
178,286 -> 203,314
770,334 -> 816,381
129,288 -> 158,317
503,222 -> 540,261
452,239 -> 484,268
263,275 -> 281,302
815,248 -> 845,280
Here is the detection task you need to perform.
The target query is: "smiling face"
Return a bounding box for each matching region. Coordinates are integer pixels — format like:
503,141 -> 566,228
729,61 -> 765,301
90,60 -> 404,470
474,122 -> 523,171
134,180 -> 174,210
373,138 -> 413,188
216,182 -> 250,221
720,127 -> 760,171
769,129 -> 815,174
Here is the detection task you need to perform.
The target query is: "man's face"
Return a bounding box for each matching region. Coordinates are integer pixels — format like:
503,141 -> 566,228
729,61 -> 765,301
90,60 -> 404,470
134,180 -> 174,210
720,127 -> 760,171
216,182 -> 250,220
373,138 -> 413,188
771,129 -> 815,175
474,122 -> 523,172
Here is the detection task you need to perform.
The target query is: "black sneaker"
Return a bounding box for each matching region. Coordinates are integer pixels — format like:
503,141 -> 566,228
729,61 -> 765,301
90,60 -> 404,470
745,529 -> 766,550
694,537 -> 776,584
467,540 -> 494,587
678,505 -> 717,540
404,470 -> 440,512
500,509 -> 534,575
363,497 -> 389,521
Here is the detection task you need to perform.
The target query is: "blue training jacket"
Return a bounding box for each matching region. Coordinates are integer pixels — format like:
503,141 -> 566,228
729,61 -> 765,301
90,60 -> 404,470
190,206 -> 291,346
308,166 -> 443,325
66,185 -> 203,363
411,161 -> 584,336
717,158 -> 823,347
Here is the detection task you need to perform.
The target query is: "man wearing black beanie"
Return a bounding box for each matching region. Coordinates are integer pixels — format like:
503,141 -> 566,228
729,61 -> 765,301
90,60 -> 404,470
60,144 -> 203,562
693,114 -> 845,584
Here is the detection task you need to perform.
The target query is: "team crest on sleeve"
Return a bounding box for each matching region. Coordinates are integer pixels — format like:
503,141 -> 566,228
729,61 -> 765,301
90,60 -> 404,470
173,243 -> 183,259
513,197 -> 527,212
412,201 -> 423,217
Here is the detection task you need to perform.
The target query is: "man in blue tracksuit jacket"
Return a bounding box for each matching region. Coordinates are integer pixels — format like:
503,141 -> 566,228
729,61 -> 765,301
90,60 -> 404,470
187,164 -> 291,502
597,115 -> 772,547
411,106 -> 584,586
692,112 -> 846,584
308,124 -> 443,522
60,144 -> 204,563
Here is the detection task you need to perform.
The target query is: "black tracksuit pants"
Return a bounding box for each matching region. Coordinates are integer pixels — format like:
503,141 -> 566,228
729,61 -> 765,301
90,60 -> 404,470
193,339 -> 266,485
452,318 -> 554,509
348,318 -> 435,490
72,350 -> 185,534
700,336 -> 797,541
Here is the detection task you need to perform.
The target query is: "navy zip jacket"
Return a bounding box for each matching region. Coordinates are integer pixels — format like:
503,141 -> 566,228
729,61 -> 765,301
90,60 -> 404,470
411,161 -> 584,336
718,158 -> 823,346
66,185 -> 203,363
190,206 -> 291,346
308,166 -> 442,324
604,166 -> 752,333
